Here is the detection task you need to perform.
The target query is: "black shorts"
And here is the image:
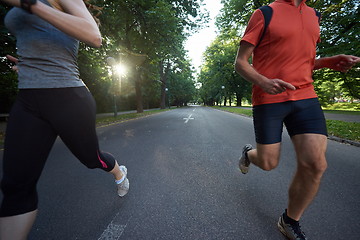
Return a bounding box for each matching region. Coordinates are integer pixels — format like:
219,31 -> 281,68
253,98 -> 328,144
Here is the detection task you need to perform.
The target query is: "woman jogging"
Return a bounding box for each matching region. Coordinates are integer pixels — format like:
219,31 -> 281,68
0,0 -> 129,239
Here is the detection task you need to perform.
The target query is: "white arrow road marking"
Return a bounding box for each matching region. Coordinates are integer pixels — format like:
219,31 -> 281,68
183,114 -> 194,124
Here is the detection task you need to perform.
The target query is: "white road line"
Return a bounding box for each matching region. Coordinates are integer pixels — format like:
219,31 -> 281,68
98,223 -> 127,240
183,114 -> 194,124
98,212 -> 129,240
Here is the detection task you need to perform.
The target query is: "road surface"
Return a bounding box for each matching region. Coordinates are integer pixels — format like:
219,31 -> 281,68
0,106 -> 359,239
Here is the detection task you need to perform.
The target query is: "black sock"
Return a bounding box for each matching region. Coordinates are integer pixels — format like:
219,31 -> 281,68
283,209 -> 298,225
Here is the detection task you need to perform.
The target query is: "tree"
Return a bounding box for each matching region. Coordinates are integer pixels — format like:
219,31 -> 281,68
0,1 -> 207,114
209,0 -> 360,106
98,0 -> 207,112
198,31 -> 251,106
0,3 -> 17,113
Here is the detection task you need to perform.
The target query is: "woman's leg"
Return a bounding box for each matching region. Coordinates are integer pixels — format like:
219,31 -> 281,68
0,90 -> 57,239
0,210 -> 38,240
40,87 -> 127,188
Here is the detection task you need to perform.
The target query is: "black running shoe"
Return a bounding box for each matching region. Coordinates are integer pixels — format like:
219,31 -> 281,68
239,144 -> 253,174
277,214 -> 307,240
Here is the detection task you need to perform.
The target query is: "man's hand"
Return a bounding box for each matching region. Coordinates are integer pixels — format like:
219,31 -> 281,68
6,55 -> 19,72
261,78 -> 296,95
323,54 -> 360,73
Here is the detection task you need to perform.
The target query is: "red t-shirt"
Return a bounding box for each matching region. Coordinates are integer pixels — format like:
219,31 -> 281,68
241,0 -> 320,106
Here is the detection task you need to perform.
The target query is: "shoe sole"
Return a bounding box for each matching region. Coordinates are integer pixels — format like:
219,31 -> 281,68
118,178 -> 129,197
277,217 -> 294,240
239,163 -> 248,174
239,155 -> 249,174
278,221 -> 288,238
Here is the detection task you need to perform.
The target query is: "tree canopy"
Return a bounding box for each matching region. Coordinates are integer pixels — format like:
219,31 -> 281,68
1,0 -> 358,113
198,0 -> 359,106
0,0 -> 208,113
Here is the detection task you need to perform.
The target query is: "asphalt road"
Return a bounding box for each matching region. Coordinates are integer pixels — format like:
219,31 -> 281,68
0,106 -> 359,240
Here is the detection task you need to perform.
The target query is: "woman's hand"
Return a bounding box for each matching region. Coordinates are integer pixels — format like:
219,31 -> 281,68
6,55 -> 19,73
1,0 -> 102,47
0,0 -> 21,7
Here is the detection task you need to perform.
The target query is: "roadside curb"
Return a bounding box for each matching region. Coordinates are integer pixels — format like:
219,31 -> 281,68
328,136 -> 360,147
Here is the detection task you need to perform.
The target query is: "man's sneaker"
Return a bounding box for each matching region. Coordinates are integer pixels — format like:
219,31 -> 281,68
116,165 -> 129,197
239,144 -> 253,174
277,214 -> 307,240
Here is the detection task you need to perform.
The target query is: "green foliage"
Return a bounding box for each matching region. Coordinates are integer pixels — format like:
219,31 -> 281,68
96,109 -> 170,126
207,0 -> 360,107
211,106 -> 360,143
311,0 -> 360,101
323,102 -> 360,112
0,3 -> 17,112
95,0 -> 208,112
0,1 -> 208,113
198,31 -> 251,106
326,120 -> 360,142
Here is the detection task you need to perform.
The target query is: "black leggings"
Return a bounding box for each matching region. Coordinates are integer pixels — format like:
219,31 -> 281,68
0,87 -> 116,217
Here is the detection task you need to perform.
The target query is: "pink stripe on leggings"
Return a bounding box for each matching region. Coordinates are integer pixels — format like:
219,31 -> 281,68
97,151 -> 108,169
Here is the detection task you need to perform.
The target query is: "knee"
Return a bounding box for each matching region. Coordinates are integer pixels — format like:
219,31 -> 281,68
299,157 -> 327,179
0,178 -> 38,216
257,154 -> 279,171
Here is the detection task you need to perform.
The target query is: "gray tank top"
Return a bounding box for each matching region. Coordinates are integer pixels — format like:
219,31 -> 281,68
4,0 -> 85,89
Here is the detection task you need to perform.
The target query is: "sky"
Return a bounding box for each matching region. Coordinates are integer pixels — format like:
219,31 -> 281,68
185,0 -> 223,72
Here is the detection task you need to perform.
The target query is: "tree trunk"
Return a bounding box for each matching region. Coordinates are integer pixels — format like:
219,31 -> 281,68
159,61 -> 166,109
134,71 -> 143,113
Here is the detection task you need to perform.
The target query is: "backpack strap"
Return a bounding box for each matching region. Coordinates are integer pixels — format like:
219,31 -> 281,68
314,9 -> 321,23
257,6 -> 273,47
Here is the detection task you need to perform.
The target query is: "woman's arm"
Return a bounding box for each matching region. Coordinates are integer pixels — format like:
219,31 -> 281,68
234,41 -> 295,95
314,54 -> 360,72
1,0 -> 102,47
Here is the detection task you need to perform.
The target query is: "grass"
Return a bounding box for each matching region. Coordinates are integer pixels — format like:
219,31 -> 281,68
1,104 -> 359,147
326,120 -> 360,142
0,109 -> 170,148
96,109 -> 170,126
212,106 -> 253,117
322,102 -> 360,111
212,105 -> 360,143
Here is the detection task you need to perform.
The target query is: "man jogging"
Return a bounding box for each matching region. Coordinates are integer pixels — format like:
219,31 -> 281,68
234,0 -> 359,239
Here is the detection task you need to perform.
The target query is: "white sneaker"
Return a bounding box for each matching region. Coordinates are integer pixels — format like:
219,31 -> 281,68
116,165 -> 129,197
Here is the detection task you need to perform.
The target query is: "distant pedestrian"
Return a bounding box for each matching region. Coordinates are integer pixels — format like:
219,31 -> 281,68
234,0 -> 359,239
0,0 -> 129,239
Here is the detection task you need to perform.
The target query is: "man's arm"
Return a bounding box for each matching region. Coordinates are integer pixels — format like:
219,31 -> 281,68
234,41 -> 295,95
314,54 -> 360,72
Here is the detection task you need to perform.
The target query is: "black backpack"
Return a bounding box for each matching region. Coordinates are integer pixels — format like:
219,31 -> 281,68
256,6 -> 321,47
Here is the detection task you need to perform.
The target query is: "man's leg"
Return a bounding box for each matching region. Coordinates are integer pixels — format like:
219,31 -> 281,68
287,133 -> 328,221
241,101 -> 291,173
247,143 -> 282,171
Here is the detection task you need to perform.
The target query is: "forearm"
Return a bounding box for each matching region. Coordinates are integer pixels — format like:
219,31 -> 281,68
313,57 -> 331,70
33,2 -> 101,47
235,58 -> 267,86
2,0 -> 101,47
